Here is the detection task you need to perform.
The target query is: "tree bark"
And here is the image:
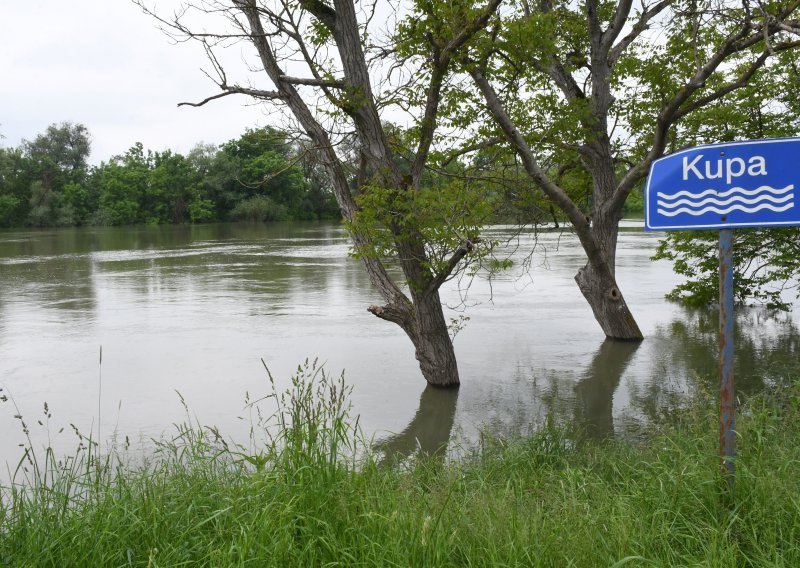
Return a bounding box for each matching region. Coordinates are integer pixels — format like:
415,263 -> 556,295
574,260 -> 642,340
368,287 -> 460,387
324,0 -> 461,386
468,65 -> 644,341
576,200 -> 643,341
410,289 -> 460,387
233,0 -> 461,387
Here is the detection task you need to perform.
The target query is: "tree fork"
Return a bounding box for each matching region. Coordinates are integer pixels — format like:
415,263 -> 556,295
149,0 -> 476,387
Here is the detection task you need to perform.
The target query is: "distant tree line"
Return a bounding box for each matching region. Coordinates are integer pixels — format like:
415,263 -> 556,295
0,121 -> 587,232
0,122 -> 340,229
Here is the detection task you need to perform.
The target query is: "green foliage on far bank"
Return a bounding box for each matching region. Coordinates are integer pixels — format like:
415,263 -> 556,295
654,227 -> 800,310
2,362 -> 800,566
0,123 -> 339,229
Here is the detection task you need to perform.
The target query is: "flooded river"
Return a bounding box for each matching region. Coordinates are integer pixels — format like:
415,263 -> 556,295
0,222 -> 797,465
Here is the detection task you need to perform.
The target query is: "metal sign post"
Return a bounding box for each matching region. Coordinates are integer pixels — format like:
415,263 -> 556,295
718,229 -> 735,484
645,137 -> 800,492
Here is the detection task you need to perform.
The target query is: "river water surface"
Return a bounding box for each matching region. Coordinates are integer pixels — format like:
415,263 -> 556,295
1,222 -> 798,466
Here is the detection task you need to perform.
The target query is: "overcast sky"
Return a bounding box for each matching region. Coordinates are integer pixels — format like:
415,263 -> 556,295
1,1 -> 272,163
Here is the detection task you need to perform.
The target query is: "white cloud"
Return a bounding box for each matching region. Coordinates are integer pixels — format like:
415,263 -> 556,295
0,0 -> 270,162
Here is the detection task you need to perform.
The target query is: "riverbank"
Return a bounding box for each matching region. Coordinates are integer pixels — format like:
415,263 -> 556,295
2,365 -> 799,566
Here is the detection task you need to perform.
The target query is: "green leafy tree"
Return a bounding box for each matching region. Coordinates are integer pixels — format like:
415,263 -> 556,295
186,143 -> 227,222
433,0 -> 800,340
29,180 -> 76,226
230,194 -> 290,222
20,122 -> 91,227
296,143 -> 340,220
137,0 -> 504,386
94,143 -> 150,226
654,228 -> 800,309
653,50 -> 800,308
62,181 -> 96,225
0,147 -> 28,227
2,123 -> 340,228
219,127 -> 314,221
94,144 -> 199,226
147,150 -> 197,224
187,143 -> 237,220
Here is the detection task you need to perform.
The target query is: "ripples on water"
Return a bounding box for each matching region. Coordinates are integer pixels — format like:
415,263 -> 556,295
0,222 -> 797,466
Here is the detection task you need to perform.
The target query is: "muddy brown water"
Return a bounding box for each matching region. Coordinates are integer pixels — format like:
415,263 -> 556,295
0,221 -> 797,466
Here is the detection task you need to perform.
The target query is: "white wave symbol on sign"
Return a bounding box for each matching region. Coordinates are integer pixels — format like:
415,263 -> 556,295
656,184 -> 795,217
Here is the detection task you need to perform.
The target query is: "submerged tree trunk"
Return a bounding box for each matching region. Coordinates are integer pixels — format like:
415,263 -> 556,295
576,201 -> 643,341
410,289 -> 460,387
368,304 -> 459,387
367,262 -> 460,387
469,66 -> 645,342
577,185 -> 644,341
367,288 -> 459,387
231,0 -> 467,388
574,261 -> 643,340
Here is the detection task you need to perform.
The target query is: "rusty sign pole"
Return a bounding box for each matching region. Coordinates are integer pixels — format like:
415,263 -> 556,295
719,228 -> 735,486
647,138 -> 800,497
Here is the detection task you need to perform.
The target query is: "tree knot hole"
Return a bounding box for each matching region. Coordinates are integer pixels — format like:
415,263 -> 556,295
608,287 -> 620,300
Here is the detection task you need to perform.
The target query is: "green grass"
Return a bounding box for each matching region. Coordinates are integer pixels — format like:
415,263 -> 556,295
2,362 -> 800,567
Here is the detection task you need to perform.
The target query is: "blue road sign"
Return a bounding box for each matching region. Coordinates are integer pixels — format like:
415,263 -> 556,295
645,137 -> 800,230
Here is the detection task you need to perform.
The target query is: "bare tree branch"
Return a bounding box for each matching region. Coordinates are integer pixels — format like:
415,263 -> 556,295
280,5 -> 343,106
601,0 -> 635,54
234,0 -> 409,310
441,137 -> 505,167
424,238 -> 480,297
296,0 -> 337,29
609,0 -> 675,64
278,75 -> 346,88
543,60 -> 586,101
586,0 -> 603,54
178,87 -> 283,107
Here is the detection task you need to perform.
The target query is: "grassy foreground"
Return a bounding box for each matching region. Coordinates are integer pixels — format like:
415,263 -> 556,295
2,362 -> 800,567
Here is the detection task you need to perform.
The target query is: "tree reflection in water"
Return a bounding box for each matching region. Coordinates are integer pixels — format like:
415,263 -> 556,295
374,385 -> 459,463
573,339 -> 641,439
371,307 -> 800,453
